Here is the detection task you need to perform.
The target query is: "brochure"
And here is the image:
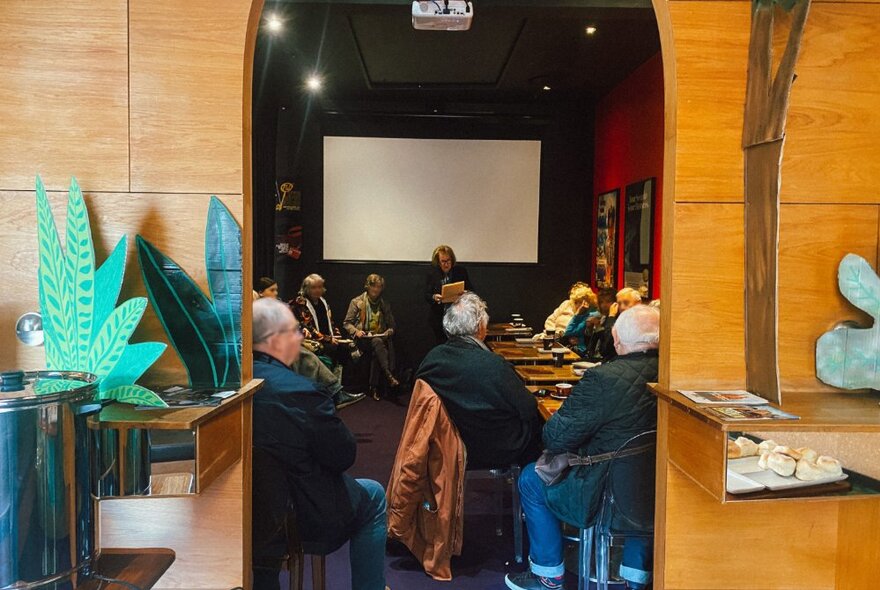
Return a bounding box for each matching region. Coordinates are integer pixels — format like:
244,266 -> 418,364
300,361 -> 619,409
701,405 -> 800,421
136,385 -> 236,409
677,389 -> 769,405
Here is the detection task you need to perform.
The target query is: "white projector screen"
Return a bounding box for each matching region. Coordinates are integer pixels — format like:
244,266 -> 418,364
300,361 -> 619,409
323,136 -> 541,263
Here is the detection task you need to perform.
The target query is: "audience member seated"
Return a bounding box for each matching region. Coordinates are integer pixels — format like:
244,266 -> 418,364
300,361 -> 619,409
291,273 -> 352,369
425,244 -> 474,344
416,292 -> 542,470
561,286 -> 598,357
254,276 -> 279,301
293,346 -> 365,410
344,274 -> 400,400
584,287 -> 618,362
540,282 -> 594,338
615,286 -> 643,314
505,305 -> 660,590
251,298 -> 389,590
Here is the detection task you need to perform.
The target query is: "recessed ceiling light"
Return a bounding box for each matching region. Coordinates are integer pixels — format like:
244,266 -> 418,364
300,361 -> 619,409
306,75 -> 323,92
542,85 -> 551,91
265,14 -> 283,33
585,25 -> 597,36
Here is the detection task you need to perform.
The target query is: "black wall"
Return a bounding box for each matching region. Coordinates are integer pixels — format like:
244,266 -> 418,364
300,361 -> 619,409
253,97 -> 594,370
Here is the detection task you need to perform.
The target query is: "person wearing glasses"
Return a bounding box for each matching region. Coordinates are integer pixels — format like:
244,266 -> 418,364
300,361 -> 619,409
251,297 -> 390,590
425,245 -> 474,344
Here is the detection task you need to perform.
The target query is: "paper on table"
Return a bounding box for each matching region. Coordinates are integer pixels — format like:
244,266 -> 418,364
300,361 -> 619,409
440,281 -> 465,303
677,389 -> 768,405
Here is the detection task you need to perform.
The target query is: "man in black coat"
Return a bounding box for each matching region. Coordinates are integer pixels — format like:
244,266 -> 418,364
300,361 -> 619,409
416,292 -> 542,469
251,298 -> 389,590
424,245 -> 474,344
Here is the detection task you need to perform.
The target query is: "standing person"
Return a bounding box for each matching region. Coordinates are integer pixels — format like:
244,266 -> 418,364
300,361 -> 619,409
344,274 -> 399,400
425,245 -> 474,343
251,298 -> 389,590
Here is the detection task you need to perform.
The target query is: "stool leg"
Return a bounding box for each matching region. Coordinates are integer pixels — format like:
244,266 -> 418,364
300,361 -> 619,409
510,465 -> 523,563
596,530 -> 610,590
495,475 -> 504,537
289,550 -> 304,590
311,555 -> 325,590
578,527 -> 594,590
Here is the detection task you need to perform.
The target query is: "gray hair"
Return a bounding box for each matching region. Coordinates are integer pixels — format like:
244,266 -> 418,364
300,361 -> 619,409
253,297 -> 295,344
613,305 -> 660,353
300,273 -> 325,296
443,291 -> 489,337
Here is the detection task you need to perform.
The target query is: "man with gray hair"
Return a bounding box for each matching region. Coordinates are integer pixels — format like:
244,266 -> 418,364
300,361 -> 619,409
251,298 -> 389,590
505,305 -> 660,590
416,292 -> 542,469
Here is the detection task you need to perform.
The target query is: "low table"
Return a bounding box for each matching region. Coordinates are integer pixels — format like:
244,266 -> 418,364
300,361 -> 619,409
485,323 -> 533,341
515,365 -> 582,385
495,346 -> 580,365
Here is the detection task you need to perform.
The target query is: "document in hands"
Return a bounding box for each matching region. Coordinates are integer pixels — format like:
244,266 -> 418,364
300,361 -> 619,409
440,281 -> 466,303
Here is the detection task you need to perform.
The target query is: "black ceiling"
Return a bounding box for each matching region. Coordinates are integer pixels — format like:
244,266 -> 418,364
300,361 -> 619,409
255,1 -> 660,108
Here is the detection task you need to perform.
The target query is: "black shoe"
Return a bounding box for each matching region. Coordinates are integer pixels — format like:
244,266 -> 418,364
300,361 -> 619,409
334,390 -> 366,410
505,571 -> 567,590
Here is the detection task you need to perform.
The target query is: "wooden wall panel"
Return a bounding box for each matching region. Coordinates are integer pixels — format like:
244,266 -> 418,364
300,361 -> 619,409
836,499 -> 880,590
0,0 -> 129,192
129,0 -> 252,194
667,203 -> 746,389
668,2 -> 749,203
778,204 -> 879,392
0,190 -> 242,384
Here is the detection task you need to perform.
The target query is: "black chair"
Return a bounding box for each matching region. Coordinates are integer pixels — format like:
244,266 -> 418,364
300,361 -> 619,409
571,430 -> 656,590
252,447 -> 326,590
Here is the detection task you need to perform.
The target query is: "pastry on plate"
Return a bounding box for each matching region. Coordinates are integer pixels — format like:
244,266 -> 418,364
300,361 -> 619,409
757,439 -> 778,454
796,447 -> 819,463
766,452 -> 796,477
795,459 -> 825,481
817,456 -> 843,477
727,439 -> 742,459
772,445 -> 803,461
733,436 -> 759,457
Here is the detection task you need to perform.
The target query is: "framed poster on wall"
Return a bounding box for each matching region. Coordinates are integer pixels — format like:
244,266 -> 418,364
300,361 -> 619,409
594,189 -> 619,289
623,178 -> 655,297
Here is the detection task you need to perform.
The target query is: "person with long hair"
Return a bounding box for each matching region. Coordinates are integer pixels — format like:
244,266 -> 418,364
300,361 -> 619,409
425,244 -> 474,343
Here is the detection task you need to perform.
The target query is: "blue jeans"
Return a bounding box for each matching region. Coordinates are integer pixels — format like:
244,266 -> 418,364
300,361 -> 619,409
350,479 -> 387,590
518,463 -> 652,587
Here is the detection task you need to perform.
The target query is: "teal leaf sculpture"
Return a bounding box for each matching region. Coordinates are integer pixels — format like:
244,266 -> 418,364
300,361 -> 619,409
816,254 -> 880,390
35,176 -> 168,407
136,196 -> 242,389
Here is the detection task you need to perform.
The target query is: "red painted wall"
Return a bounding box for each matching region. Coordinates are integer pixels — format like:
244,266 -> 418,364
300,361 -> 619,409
591,52 -> 664,300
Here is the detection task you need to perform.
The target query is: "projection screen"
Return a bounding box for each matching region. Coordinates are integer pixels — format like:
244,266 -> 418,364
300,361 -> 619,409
323,136 -> 541,263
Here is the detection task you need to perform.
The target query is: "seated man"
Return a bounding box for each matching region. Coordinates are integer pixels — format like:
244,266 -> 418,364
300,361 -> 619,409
251,298 -> 389,590
416,292 -> 542,469
505,305 -> 660,590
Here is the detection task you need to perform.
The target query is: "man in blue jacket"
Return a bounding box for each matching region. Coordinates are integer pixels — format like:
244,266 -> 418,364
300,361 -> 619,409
505,305 -> 660,590
251,297 -> 389,590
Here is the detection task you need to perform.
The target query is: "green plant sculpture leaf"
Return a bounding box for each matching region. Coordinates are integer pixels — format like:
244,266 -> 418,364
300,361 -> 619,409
137,235 -> 228,387
101,342 -> 166,392
206,197 -> 242,385
101,384 -> 168,407
88,298 -> 147,379
64,177 -> 95,368
93,236 -> 127,341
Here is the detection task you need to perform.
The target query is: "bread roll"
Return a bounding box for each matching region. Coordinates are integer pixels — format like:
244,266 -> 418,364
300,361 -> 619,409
795,459 -> 825,481
734,437 -> 759,457
796,447 -> 819,463
766,452 -> 796,477
727,439 -> 742,459
817,456 -> 843,476
757,451 -> 771,470
757,440 -> 778,454
772,445 -> 803,461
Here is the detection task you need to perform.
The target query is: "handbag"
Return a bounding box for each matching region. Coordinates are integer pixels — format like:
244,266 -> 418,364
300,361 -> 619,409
534,442 -> 655,486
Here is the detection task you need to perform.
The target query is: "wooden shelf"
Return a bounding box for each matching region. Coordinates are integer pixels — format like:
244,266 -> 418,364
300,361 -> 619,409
81,548 -> 175,590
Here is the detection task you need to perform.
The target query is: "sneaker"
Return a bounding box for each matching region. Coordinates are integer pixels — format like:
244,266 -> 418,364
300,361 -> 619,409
505,570 -> 567,590
334,390 -> 366,410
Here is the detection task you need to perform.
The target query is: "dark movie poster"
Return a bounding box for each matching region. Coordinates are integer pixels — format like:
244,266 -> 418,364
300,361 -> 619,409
595,189 -> 619,289
274,178 -> 303,261
623,178 -> 655,298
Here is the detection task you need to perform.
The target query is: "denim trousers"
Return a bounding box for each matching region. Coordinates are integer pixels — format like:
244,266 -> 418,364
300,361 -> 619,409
518,462 -> 652,588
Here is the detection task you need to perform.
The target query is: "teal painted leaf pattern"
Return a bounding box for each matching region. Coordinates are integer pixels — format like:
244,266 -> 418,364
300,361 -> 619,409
64,177 -> 96,368
88,298 -> 148,379
34,378 -> 89,395
102,384 -> 168,408
36,175 -> 75,369
838,254 -> 880,320
93,236 -> 127,341
101,342 -> 166,392
206,197 -> 242,385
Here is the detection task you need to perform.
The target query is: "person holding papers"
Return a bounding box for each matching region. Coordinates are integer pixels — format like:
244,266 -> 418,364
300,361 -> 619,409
425,244 -> 474,343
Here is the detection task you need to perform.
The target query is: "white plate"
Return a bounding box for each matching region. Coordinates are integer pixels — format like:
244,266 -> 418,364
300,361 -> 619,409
726,470 -> 765,494
745,469 -> 848,491
572,361 -> 600,370
550,393 -> 571,400
727,456 -> 763,475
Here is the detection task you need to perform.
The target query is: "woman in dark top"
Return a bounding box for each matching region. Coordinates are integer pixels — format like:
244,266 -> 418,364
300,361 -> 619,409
425,244 -> 474,343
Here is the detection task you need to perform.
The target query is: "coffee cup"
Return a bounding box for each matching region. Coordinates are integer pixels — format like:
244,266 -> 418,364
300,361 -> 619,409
555,383 -> 573,398
544,328 -> 554,337
542,337 -> 553,351
552,350 -> 564,367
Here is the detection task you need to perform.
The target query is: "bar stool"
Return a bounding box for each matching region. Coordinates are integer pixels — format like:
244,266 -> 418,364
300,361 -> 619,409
467,463 -> 524,563
568,430 -> 656,590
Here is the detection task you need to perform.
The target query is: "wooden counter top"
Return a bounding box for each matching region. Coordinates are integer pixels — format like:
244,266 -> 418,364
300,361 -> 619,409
650,384 -> 880,433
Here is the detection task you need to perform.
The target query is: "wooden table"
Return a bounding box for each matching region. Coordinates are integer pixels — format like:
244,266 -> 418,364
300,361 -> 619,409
81,548 -> 175,590
495,345 -> 580,364
485,322 -> 533,341
526,387 -> 565,420
515,364 -> 582,385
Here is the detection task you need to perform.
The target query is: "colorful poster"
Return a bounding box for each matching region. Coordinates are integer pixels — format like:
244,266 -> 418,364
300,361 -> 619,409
595,189 -> 619,289
623,178 -> 655,297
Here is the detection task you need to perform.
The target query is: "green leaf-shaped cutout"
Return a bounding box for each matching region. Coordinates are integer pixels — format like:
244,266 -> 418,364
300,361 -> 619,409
93,236 -> 127,341
102,384 -> 168,407
137,236 -> 226,387
34,378 -> 89,395
64,177 -> 95,368
838,253 -> 880,320
88,298 -> 147,379
101,342 -> 166,392
206,197 -> 242,386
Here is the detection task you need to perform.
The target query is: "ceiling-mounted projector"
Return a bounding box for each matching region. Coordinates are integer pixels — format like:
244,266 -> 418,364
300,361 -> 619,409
412,1 -> 473,31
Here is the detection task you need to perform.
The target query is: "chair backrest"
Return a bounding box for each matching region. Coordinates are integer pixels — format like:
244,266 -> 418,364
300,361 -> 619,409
600,430 -> 656,534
